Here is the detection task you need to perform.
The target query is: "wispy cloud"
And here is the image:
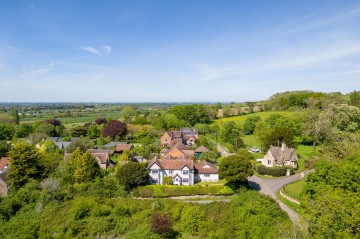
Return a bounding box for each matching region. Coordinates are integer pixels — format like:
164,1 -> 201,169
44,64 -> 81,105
80,45 -> 112,56
23,62 -> 54,76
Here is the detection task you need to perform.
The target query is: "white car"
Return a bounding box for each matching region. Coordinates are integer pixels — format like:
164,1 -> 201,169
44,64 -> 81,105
250,147 -> 261,153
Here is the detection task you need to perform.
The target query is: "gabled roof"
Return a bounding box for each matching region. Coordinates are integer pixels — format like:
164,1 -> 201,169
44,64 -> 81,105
147,157 -> 193,170
269,143 -> 298,165
0,157 -> 10,171
194,161 -> 218,174
64,151 -> 110,165
115,144 -> 134,152
195,146 -> 209,153
161,141 -> 194,159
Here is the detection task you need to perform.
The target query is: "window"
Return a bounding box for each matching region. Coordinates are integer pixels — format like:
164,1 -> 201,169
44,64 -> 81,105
204,174 -> 210,177
183,178 -> 189,183
168,170 -> 173,174
183,170 -> 189,175
152,179 -> 158,184
152,169 -> 158,174
268,160 -> 271,165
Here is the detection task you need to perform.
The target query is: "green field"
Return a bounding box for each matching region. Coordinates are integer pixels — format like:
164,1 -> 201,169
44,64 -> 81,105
215,110 -> 294,127
284,180 -> 306,201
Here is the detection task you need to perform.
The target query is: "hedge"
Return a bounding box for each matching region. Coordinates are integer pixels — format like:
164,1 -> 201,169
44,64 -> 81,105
133,185 -> 235,198
257,165 -> 294,177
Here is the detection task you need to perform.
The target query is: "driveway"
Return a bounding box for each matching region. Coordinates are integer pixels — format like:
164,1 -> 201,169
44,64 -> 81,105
216,143 -> 308,222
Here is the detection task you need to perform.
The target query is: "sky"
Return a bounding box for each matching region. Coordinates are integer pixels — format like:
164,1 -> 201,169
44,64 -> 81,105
0,0 -> 359,102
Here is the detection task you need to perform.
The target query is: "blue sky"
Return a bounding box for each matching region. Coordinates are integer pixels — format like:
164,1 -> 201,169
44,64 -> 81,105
0,0 -> 359,102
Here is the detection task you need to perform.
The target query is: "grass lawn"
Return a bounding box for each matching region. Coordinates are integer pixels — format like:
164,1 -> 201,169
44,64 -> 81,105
277,190 -> 302,213
284,180 -> 306,201
215,111 -> 294,127
196,179 -> 227,186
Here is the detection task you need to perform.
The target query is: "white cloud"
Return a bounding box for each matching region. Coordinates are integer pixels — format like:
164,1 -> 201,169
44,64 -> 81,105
80,45 -> 112,56
23,61 -> 54,76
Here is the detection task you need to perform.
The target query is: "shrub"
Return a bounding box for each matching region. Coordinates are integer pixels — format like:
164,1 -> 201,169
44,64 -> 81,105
257,165 -> 293,177
150,213 -> 174,237
163,176 -> 173,185
133,185 -> 235,198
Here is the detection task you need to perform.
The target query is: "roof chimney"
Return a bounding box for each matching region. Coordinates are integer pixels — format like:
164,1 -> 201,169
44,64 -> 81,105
281,142 -> 286,152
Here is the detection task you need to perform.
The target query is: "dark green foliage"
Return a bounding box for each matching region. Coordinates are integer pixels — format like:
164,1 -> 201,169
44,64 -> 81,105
243,115 -> 261,135
219,121 -> 244,149
349,90 -> 360,108
68,148 -> 101,184
169,104 -> 211,126
268,91 -> 329,110
219,151 -> 254,185
87,123 -> 100,139
0,140 -> 10,156
70,125 -> 88,137
255,113 -> 302,150
15,123 -> 33,138
10,109 -> 20,125
0,124 -> 15,140
151,213 -> 174,238
257,165 -> 293,177
95,118 -> 107,125
66,137 -> 92,153
8,142 -> 43,189
116,162 -> 148,190
304,155 -> 360,238
102,120 -> 127,139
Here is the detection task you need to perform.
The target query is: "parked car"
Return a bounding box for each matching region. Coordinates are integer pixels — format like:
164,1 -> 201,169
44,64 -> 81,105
250,147 -> 261,153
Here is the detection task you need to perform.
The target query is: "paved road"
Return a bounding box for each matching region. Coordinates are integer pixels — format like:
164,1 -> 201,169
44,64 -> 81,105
216,143 -> 309,222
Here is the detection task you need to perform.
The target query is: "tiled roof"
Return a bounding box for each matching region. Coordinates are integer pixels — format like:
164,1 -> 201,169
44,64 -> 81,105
195,146 -> 209,153
194,161 -> 218,174
0,157 -> 10,171
115,144 -> 134,151
269,143 -> 298,164
148,158 -> 193,170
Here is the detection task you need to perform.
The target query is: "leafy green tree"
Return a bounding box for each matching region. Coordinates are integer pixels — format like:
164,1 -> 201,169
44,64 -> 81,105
349,90 -> 360,108
73,152 -> 101,184
170,104 -> 211,126
0,124 -> 15,140
70,125 -> 88,137
34,123 -> 56,136
220,121 -> 244,149
10,109 -> 20,125
243,115 -> 261,135
8,142 -> 43,189
66,138 -> 92,153
87,123 -> 100,139
255,114 -> 302,150
245,102 -> 256,113
15,124 -> 33,138
219,150 -> 254,185
120,106 -> 136,123
0,140 -> 10,157
39,139 -> 58,154
116,162 -> 148,190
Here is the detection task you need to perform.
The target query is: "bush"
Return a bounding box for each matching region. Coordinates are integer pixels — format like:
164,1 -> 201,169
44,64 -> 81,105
257,165 -> 293,177
133,185 -> 235,198
150,213 -> 174,237
163,176 -> 172,185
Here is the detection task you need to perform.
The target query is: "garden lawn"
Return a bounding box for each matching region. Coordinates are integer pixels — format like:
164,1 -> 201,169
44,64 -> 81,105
284,179 -> 306,201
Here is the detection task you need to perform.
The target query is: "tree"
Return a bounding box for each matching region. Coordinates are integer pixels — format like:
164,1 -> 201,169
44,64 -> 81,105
255,114 -> 302,150
66,138 -> 92,153
43,118 -> 62,126
349,90 -> 360,108
0,124 -> 15,140
39,139 -> 58,154
70,125 -> 88,137
15,124 -> 33,138
120,106 -> 136,123
95,118 -> 107,125
245,102 -> 256,113
243,115 -> 261,135
0,140 -> 10,157
10,109 -> 20,125
102,120 -> 127,140
73,151 -> 101,184
220,121 -> 244,149
116,162 -> 148,190
219,150 -> 254,185
87,124 -> 100,139
170,104 -> 211,126
8,142 -> 43,189
151,213 -> 174,237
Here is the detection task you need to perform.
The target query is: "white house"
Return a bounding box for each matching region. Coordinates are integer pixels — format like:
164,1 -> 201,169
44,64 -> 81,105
262,142 -> 298,169
147,157 -> 195,185
194,161 -> 218,182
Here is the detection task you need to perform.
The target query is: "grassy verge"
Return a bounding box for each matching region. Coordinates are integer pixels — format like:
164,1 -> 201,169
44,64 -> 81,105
196,179 -> 227,185
277,190 -> 302,213
283,180 -> 305,201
